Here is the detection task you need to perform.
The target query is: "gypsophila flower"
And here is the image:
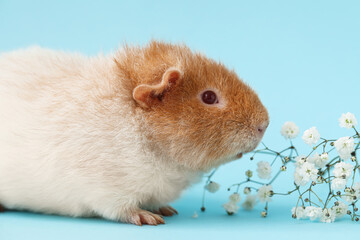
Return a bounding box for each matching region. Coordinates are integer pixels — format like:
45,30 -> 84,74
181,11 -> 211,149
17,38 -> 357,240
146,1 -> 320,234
320,209 -> 336,223
302,127 -> 320,145
295,155 -> 307,167
257,185 -> 273,203
201,117 -> 360,223
294,162 -> 318,186
294,171 -> 307,186
291,206 -> 306,220
256,161 -> 272,179
205,181 -> 220,193
331,178 -> 347,190
320,152 -> 329,165
339,112 -> 358,129
342,182 -> 360,203
192,211 -> 198,218
305,206 -> 322,221
229,193 -> 241,203
353,182 -> 360,196
331,201 -> 348,218
223,201 -> 239,215
333,162 -> 353,179
281,121 -> 300,139
308,152 -> 328,168
242,194 -> 257,210
334,137 -> 355,160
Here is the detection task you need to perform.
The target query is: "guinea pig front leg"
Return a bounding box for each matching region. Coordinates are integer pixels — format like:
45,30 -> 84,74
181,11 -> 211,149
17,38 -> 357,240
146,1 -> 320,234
96,202 -> 165,226
0,204 -> 5,212
126,208 -> 165,226
152,205 -> 178,217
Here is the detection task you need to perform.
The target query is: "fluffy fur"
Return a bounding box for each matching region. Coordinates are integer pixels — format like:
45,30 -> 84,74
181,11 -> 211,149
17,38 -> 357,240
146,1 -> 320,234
0,41 -> 269,225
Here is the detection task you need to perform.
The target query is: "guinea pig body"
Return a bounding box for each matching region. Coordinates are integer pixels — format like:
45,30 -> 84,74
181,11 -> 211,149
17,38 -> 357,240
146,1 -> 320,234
0,41 -> 269,225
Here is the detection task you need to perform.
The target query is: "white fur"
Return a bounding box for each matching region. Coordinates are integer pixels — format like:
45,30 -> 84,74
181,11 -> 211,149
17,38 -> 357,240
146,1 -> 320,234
0,47 -> 201,222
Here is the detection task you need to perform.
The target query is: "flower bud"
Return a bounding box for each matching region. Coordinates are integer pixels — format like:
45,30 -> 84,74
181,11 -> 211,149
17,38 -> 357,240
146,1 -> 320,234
244,187 -> 251,194
317,176 -> 324,183
261,211 -> 267,217
245,170 -> 253,178
281,165 -> 287,171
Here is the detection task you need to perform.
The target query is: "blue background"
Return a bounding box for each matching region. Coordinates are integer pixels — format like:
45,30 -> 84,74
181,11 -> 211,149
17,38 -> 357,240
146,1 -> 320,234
1,0 -> 360,239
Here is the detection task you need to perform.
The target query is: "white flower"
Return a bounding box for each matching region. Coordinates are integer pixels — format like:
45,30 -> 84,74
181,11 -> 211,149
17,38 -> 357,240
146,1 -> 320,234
331,202 -> 348,218
294,162 -> 318,186
229,193 -> 241,203
257,185 -> 273,203
305,206 -> 322,221
333,162 -> 353,179
294,171 -> 308,186
308,152 -> 328,168
320,153 -> 329,166
320,209 -> 336,223
298,162 -> 318,181
302,127 -> 321,145
281,121 -> 300,139
205,181 -> 220,193
256,161 -> 272,179
192,211 -> 198,218
352,182 -> 360,197
295,155 -> 307,167
334,137 -> 354,160
242,194 -> 257,210
339,112 -> 357,129
291,206 -> 306,219
342,182 -> 360,203
223,201 -> 239,214
331,178 -> 347,190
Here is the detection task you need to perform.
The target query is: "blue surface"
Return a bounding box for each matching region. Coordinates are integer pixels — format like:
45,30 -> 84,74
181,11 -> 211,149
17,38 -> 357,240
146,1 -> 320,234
1,0 -> 360,239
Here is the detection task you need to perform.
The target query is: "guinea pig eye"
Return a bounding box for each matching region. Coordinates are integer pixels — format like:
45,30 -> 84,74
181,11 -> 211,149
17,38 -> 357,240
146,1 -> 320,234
201,90 -> 219,105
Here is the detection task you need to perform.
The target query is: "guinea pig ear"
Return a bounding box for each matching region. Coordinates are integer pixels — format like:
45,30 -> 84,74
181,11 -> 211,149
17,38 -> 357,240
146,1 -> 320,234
132,67 -> 183,108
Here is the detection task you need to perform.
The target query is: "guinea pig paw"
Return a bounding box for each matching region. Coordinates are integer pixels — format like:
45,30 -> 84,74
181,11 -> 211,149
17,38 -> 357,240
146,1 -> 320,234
128,209 -> 165,226
156,206 -> 178,216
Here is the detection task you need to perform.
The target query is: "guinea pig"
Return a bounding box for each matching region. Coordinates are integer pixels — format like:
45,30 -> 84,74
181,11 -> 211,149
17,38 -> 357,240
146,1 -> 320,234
0,41 -> 269,225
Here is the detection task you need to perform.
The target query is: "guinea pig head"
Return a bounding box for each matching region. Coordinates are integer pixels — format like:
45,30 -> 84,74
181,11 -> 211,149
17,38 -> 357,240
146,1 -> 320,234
118,41 -> 269,171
